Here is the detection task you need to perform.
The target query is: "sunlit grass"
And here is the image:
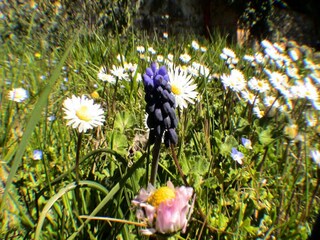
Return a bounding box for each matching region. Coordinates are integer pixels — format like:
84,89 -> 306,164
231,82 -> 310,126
1,5 -> 320,239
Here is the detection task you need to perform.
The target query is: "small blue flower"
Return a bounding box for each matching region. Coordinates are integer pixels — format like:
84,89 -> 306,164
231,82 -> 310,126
241,137 -> 252,149
48,115 -> 56,122
231,148 -> 244,165
33,150 -> 43,160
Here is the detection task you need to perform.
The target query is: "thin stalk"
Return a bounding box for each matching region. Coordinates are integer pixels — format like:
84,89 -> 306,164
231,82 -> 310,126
150,136 -> 162,186
75,132 -> 83,184
170,143 -> 188,186
111,77 -> 119,116
79,216 -> 146,227
146,142 -> 151,188
305,167 -> 320,219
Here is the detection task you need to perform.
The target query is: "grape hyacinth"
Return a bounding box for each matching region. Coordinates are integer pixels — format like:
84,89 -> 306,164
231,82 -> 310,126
143,62 -> 178,147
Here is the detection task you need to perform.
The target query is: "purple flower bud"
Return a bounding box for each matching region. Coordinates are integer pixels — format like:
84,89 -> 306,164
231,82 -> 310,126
158,66 -> 167,76
151,62 -> 157,73
154,108 -> 163,122
163,116 -> 171,128
162,102 -> 171,115
143,74 -> 154,88
146,103 -> 155,114
146,67 -> 154,76
164,128 -> 178,147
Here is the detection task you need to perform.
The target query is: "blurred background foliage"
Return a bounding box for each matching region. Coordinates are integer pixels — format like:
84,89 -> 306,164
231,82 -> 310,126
1,0 -> 320,48
0,0 -> 141,47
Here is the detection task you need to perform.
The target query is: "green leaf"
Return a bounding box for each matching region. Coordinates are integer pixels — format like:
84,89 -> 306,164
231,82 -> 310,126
220,135 -> 238,157
113,111 -> 135,132
259,128 -> 274,146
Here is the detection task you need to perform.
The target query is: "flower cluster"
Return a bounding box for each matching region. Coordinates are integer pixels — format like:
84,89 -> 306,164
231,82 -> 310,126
143,62 -> 178,147
132,181 -> 194,236
219,39 -> 320,124
97,55 -> 140,84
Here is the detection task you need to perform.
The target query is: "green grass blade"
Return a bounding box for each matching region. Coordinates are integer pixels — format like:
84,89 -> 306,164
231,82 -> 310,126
67,153 -> 146,240
34,180 -> 109,239
0,34 -> 78,211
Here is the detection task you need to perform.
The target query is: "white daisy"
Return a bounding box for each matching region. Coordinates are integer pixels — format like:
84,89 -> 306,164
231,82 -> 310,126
304,77 -> 319,102
286,66 -> 300,79
191,40 -> 200,50
117,54 -> 125,63
110,65 -> 129,81
168,65 -> 198,109
264,47 -> 280,61
148,47 -> 156,55
97,66 -> 116,84
254,52 -> 266,65
273,42 -> 285,53
8,87 -> 29,102
305,111 -> 317,127
288,48 -> 301,62
63,95 -> 105,133
253,106 -> 264,118
263,95 -> 279,108
220,69 -> 246,92
167,53 -> 174,61
200,46 -> 207,52
309,69 -> 320,84
243,54 -> 255,62
247,77 -> 270,93
267,71 -> 288,91
179,53 -> 191,63
136,46 -> 145,53
222,47 -> 236,59
190,62 -> 211,77
124,62 -> 137,73
241,90 -> 259,105
261,39 -> 274,49
290,80 -> 307,99
157,55 -> 164,62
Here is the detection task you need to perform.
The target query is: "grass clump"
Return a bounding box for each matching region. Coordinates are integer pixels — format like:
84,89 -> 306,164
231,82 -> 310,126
1,3 -> 320,240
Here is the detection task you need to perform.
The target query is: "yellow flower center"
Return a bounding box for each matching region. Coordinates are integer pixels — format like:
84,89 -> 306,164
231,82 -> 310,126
76,106 -> 92,122
148,187 -> 176,208
284,124 -> 298,139
257,81 -> 264,88
14,91 -> 23,99
91,91 -> 100,99
171,84 -> 181,95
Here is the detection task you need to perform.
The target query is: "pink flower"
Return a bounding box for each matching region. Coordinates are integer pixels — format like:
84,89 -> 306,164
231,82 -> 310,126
132,181 -> 194,236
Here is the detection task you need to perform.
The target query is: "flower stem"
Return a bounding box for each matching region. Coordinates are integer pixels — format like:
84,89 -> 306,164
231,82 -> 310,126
170,143 -> 188,186
150,136 -> 162,186
75,132 -> 83,184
